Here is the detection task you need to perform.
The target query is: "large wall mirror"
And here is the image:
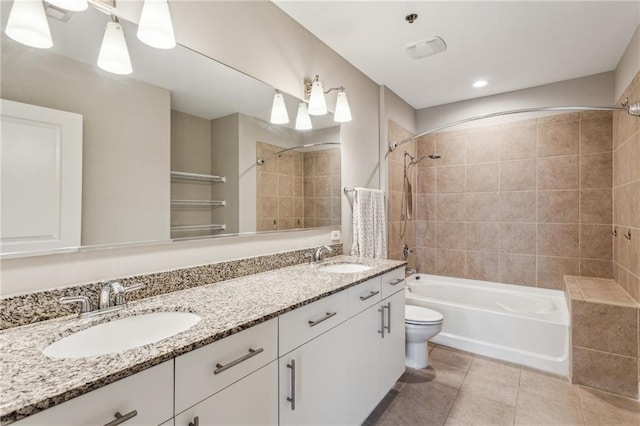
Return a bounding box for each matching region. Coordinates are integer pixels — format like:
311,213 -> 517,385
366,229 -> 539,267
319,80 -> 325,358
0,3 -> 341,257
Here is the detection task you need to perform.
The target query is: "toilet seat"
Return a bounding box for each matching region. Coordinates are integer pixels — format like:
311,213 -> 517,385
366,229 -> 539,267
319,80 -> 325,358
405,305 -> 443,325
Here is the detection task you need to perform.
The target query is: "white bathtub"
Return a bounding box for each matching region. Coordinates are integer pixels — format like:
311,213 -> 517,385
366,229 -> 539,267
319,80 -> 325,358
406,274 -> 569,376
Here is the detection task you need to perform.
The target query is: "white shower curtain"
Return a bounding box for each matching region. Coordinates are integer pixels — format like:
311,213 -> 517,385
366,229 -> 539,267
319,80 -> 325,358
350,187 -> 387,259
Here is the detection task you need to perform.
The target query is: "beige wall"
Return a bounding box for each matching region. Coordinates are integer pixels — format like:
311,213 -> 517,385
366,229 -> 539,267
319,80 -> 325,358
615,24 -> 640,102
211,114 -> 241,234
1,38 -> 170,247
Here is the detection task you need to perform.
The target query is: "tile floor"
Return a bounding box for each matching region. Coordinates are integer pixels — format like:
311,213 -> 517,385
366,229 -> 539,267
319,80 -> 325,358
365,345 -> 640,426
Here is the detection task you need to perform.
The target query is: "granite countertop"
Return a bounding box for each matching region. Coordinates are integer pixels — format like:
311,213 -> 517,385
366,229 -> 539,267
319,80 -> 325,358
0,255 -> 405,424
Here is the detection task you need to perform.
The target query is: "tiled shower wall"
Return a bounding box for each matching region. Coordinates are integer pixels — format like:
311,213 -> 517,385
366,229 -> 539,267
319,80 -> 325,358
613,72 -> 640,302
388,111 -> 615,289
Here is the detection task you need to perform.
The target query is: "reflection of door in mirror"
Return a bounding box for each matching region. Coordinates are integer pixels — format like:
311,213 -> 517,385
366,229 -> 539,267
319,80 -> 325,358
1,99 -> 82,255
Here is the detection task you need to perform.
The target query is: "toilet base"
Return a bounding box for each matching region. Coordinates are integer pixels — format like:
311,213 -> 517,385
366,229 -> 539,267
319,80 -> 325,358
405,341 -> 429,369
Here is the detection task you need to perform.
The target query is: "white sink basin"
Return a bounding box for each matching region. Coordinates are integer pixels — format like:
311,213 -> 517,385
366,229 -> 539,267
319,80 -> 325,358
43,312 -> 201,359
318,263 -> 372,273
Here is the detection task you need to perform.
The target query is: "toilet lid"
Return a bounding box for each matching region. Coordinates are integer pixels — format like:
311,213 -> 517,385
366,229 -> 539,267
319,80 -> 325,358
405,305 -> 443,324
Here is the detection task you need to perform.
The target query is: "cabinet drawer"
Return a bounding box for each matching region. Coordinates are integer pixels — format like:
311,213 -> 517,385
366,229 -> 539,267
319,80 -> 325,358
380,268 -> 405,299
347,277 -> 381,317
279,291 -> 348,355
15,361 -> 173,426
175,318 -> 277,414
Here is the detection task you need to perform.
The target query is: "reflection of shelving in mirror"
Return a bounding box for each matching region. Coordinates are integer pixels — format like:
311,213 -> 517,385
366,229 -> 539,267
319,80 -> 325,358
171,224 -> 226,232
170,171 -> 226,183
171,200 -> 226,206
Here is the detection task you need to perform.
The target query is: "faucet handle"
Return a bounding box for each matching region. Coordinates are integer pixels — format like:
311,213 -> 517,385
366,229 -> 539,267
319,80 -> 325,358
114,283 -> 145,306
59,296 -> 93,314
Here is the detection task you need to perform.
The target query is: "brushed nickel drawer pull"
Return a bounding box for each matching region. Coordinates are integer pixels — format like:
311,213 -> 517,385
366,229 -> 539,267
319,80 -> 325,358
308,311 -> 337,327
384,302 -> 391,333
103,410 -> 137,426
214,347 -> 264,375
287,360 -> 296,410
359,290 -> 380,301
378,306 -> 385,338
389,278 -> 404,286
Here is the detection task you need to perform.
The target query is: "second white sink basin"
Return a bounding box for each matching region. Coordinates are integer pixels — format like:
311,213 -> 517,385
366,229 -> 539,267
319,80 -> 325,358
318,263 -> 372,273
43,312 -> 201,359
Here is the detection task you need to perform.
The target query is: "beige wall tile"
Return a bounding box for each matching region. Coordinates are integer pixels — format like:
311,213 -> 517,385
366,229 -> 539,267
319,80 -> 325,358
500,159 -> 537,191
500,223 -> 536,254
537,224 -> 579,257
538,155 -> 579,190
466,222 -> 500,251
466,163 -> 499,192
436,249 -> 466,278
416,194 -> 436,221
580,115 -> 613,154
580,259 -> 614,279
417,134 -> 436,159
466,251 -> 499,282
279,153 -> 295,175
260,172 -> 279,197
437,165 -> 466,193
417,167 -> 436,194
279,175 -> 294,197
572,346 -> 638,399
500,125 -> 537,160
580,152 -> 613,189
572,300 -> 638,356
436,221 -> 466,250
465,192 -> 499,222
580,224 -> 613,260
416,247 -> 436,274
580,189 -> 612,224
537,121 -> 579,158
279,197 -> 294,218
499,253 -> 536,286
416,221 -> 436,248
314,176 -> 331,197
314,198 -> 330,219
629,233 -> 640,277
538,112 -> 580,125
536,256 -> 579,290
537,190 -> 579,223
303,177 -> 314,198
388,160 -> 403,192
437,134 -> 467,165
467,130 -> 500,164
388,191 -> 402,222
263,196 -> 278,218
436,193 -> 466,221
313,154 -> 331,176
499,191 -> 536,223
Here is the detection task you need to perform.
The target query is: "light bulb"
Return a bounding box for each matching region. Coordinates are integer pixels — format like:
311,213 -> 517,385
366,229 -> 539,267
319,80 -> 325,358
295,103 -> 312,130
307,77 -> 327,116
137,0 -> 176,49
270,91 -> 289,124
46,0 -> 88,11
98,20 -> 133,75
4,0 -> 52,49
334,90 -> 352,123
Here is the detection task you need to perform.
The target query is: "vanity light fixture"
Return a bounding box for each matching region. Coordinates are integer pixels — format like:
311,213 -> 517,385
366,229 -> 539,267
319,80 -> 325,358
137,0 -> 175,49
295,102 -> 312,130
97,16 -> 133,75
4,0 -> 53,49
304,75 -> 352,123
47,0 -> 88,11
270,90 -> 290,124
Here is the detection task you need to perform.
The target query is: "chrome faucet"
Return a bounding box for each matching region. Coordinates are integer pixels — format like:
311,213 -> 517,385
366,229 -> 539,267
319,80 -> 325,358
60,281 -> 144,319
305,245 -> 333,264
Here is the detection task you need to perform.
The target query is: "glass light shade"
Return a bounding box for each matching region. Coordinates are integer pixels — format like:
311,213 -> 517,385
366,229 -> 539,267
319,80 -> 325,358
270,92 -> 289,124
98,21 -> 133,75
46,0 -> 87,11
4,0 -> 52,49
307,80 -> 327,116
334,91 -> 352,123
295,103 -> 312,130
137,0 -> 176,49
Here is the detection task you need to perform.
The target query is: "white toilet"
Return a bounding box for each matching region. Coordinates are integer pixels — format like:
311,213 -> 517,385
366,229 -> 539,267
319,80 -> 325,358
405,305 -> 444,369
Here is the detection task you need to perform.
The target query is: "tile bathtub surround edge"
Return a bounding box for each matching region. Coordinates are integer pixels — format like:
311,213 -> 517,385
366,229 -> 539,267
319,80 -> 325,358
0,255 -> 406,424
0,244 -> 343,330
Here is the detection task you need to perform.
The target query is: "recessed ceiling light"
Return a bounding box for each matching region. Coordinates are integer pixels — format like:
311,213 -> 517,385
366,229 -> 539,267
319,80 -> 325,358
473,80 -> 488,88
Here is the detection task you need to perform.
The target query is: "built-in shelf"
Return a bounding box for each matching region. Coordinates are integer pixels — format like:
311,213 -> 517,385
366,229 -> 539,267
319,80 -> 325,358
171,224 -> 227,232
170,171 -> 226,183
171,200 -> 226,207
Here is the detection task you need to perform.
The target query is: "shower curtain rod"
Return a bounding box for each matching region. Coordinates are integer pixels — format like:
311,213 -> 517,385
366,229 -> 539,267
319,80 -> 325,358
389,102 -> 640,152
256,142 -> 340,165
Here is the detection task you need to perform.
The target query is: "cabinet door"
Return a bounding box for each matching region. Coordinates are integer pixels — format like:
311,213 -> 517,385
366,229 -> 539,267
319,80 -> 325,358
380,290 -> 406,394
174,361 -> 277,426
279,323 -> 349,426
345,304 -> 383,425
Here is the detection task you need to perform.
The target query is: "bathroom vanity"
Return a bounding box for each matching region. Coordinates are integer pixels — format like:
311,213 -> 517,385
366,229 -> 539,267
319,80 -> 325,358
0,257 -> 406,425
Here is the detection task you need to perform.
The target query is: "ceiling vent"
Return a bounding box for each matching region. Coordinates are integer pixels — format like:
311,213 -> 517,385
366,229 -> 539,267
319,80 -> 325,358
405,37 -> 447,60
45,3 -> 74,22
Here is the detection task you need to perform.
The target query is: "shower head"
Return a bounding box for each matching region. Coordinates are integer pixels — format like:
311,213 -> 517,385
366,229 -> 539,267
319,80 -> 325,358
428,154 -> 441,159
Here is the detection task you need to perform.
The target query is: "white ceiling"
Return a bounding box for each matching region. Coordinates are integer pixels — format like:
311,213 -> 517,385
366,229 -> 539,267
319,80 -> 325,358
273,1 -> 640,109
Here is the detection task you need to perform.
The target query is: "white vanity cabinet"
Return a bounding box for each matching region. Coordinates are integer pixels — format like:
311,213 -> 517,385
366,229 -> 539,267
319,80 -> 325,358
13,361 -> 173,426
379,269 -> 407,393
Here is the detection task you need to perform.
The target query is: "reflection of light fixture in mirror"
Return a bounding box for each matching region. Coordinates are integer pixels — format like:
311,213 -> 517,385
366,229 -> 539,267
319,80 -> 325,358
98,16 -> 133,75
47,0 -> 88,11
137,0 -> 175,49
307,76 -> 327,116
304,75 -> 352,123
4,0 -> 53,49
334,90 -> 352,122
270,90 -> 289,124
295,103 -> 312,130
